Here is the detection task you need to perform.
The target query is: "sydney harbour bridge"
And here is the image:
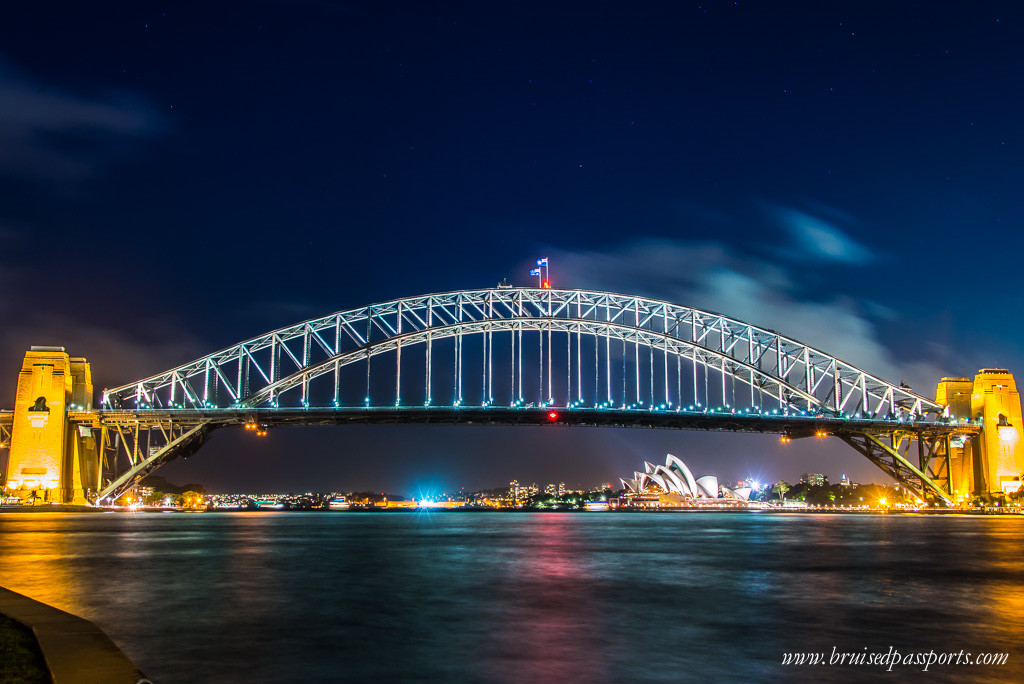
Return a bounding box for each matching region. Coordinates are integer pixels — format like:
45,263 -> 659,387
1,287 -> 1019,506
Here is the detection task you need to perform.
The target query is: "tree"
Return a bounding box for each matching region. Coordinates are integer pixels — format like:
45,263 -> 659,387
770,481 -> 791,500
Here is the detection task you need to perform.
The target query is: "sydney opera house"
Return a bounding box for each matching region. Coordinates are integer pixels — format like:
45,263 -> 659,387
621,454 -> 752,502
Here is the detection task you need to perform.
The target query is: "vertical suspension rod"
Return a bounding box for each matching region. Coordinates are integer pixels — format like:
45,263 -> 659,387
634,301 -> 640,405
457,297 -> 463,402
395,302 -> 402,406
566,327 -> 571,406
663,310 -> 669,406
606,303 -> 612,405
511,324 -> 516,404
576,298 -> 582,403
539,323 -> 544,405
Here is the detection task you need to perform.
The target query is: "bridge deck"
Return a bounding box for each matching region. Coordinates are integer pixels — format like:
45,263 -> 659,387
82,407 -> 979,439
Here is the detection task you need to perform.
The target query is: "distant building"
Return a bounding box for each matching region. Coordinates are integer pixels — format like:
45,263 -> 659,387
840,474 -> 852,487
800,473 -> 829,487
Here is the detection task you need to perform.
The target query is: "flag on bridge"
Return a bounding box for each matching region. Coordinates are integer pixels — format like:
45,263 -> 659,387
529,268 -> 541,276
536,258 -> 548,267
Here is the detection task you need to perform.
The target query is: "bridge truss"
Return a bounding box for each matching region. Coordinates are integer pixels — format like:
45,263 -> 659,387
82,288 -> 973,503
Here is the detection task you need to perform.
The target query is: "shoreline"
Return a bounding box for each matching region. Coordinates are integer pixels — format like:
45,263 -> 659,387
2,504 -> 1021,516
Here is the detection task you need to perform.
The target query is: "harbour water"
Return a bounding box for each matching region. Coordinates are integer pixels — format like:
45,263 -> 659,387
0,511 -> 1021,682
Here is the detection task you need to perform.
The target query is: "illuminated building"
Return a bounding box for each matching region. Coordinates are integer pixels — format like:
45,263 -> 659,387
620,454 -> 749,501
800,473 -> 828,486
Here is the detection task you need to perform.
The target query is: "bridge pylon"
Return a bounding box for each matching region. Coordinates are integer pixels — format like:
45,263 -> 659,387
3,347 -> 100,505
937,369 -> 1024,499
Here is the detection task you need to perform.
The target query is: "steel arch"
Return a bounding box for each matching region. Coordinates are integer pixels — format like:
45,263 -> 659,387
103,288 -> 940,419
240,319 -> 823,410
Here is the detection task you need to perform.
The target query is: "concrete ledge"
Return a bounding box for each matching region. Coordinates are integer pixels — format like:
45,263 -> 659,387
0,586 -> 146,684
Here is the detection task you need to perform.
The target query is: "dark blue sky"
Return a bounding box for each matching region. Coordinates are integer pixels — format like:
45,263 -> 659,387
1,1 -> 1021,493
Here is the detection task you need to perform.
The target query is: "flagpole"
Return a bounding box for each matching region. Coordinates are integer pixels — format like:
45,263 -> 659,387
536,257 -> 549,288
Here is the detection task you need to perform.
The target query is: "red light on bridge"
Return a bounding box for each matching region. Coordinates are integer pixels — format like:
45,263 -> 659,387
548,411 -> 559,421
542,280 -> 550,289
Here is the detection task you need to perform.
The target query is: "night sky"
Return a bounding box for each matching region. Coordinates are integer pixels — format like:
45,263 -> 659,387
1,2 -> 1022,495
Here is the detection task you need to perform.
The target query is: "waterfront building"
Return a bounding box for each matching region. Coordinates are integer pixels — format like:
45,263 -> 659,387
374,499 -> 417,509
620,454 -> 751,502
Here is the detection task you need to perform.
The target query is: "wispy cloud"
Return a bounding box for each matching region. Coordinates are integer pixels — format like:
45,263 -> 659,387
0,57 -> 162,180
771,207 -> 874,264
551,238 -> 944,393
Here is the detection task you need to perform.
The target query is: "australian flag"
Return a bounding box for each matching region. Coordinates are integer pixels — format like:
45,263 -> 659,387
529,268 -> 541,277
536,258 -> 548,266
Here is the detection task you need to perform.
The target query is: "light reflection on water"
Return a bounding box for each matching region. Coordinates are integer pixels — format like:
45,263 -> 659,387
0,512 -> 1022,683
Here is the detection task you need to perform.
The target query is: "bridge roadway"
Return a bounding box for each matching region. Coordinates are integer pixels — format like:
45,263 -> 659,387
105,406 -> 976,432
2,404 -> 980,443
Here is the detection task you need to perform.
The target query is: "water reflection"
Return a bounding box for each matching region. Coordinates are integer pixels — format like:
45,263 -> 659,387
0,512 -> 1021,683
981,522 -> 1024,659
485,514 -> 608,681
0,513 -> 84,615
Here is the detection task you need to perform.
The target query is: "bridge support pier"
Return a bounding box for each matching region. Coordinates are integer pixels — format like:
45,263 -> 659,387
937,370 -> 1024,499
3,347 -> 99,505
839,432 -> 954,505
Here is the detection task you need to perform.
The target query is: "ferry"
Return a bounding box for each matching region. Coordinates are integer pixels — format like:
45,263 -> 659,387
328,497 -> 350,510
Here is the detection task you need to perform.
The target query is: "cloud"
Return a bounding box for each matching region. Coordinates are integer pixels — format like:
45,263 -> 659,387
772,207 -> 874,264
551,238 -> 945,394
0,57 -> 162,180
